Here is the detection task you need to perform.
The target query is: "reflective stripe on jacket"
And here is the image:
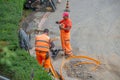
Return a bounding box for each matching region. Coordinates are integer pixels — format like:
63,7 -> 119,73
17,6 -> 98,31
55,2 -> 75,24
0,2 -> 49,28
35,34 -> 50,51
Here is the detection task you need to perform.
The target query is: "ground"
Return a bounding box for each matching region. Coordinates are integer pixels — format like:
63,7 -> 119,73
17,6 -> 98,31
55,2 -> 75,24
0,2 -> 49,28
22,0 -> 120,80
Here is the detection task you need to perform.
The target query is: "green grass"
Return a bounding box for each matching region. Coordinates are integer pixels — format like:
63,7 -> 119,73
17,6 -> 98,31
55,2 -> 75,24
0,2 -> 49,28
0,49 -> 52,80
0,0 -> 52,80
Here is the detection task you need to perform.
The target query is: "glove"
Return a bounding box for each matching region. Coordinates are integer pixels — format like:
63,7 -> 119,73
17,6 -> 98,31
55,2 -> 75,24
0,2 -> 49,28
59,26 -> 62,30
59,24 -> 63,30
45,52 -> 49,59
56,21 -> 59,24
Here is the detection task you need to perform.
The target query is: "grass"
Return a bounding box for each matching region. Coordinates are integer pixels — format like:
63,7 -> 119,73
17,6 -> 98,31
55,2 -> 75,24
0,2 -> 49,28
0,0 -> 53,80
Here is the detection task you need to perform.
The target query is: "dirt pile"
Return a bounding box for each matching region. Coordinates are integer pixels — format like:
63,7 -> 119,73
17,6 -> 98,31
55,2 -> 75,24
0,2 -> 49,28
64,60 -> 95,80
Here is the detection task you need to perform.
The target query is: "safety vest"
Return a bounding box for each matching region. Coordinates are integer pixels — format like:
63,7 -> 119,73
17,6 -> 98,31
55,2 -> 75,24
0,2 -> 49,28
35,34 -> 50,52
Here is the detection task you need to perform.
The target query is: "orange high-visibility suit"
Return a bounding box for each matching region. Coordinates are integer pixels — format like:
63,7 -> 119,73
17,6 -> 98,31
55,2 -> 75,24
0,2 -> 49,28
59,18 -> 72,55
35,34 -> 50,69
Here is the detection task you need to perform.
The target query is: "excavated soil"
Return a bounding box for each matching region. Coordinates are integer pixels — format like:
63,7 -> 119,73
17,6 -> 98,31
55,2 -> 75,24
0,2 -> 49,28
63,60 -> 95,80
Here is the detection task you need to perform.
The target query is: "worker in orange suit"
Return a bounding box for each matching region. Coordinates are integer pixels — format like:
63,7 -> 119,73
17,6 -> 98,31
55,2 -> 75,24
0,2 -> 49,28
56,12 -> 73,57
35,29 -> 51,72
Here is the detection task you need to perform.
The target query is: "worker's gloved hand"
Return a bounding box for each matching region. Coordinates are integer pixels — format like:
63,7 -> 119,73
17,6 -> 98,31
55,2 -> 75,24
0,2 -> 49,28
46,52 -> 49,59
56,21 -> 59,24
59,24 -> 63,30
59,26 -> 62,30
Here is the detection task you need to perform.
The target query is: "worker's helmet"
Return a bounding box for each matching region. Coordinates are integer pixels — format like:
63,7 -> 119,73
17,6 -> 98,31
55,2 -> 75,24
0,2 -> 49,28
63,12 -> 69,17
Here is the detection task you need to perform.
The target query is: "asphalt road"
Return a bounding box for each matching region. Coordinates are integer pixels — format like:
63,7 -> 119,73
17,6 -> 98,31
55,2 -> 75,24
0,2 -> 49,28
41,0 -> 120,80
26,0 -> 120,80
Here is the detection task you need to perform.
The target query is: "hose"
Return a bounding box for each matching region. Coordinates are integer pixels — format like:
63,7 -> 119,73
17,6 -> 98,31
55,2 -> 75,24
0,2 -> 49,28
60,55 -> 101,80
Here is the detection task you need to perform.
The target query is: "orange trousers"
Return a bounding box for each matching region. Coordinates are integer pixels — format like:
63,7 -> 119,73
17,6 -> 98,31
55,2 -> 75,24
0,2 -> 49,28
60,30 -> 72,55
36,51 -> 50,69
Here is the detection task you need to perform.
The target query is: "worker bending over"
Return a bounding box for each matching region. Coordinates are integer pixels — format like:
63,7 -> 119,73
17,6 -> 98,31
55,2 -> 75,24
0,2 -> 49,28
35,29 -> 51,72
56,12 -> 73,57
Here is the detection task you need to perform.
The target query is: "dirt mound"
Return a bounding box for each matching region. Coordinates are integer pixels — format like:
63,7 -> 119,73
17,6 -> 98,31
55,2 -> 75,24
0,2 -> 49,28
64,60 -> 95,80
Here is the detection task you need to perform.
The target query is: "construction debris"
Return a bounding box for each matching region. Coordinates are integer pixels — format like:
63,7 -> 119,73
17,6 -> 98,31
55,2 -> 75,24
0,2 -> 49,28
64,60 -> 95,80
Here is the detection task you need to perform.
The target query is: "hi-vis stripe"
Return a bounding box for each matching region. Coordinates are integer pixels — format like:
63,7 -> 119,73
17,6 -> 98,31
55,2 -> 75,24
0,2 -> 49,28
36,40 -> 49,44
35,46 -> 49,49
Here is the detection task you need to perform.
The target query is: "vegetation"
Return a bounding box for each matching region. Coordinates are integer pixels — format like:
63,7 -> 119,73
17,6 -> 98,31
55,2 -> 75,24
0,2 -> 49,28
0,0 -> 52,80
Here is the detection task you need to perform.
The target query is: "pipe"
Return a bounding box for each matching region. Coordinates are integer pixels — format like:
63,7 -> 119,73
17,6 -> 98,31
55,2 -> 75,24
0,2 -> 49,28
0,75 -> 10,80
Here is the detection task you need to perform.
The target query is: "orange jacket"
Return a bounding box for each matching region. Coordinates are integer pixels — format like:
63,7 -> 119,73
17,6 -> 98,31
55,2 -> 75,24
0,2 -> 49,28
59,18 -> 72,33
35,34 -> 50,52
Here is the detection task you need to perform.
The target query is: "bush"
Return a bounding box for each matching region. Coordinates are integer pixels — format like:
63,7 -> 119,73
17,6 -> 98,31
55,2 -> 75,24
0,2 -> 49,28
0,49 -> 52,80
11,50 -> 52,80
